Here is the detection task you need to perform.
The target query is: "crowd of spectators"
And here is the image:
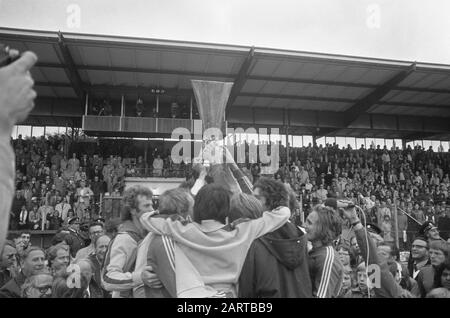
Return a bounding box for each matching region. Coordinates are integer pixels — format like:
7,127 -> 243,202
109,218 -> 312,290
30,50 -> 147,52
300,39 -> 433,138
8,133 -> 450,249
9,134 -> 197,232
2,173 -> 448,298
9,134 -> 127,231
0,219 -> 119,298
272,142 -> 450,246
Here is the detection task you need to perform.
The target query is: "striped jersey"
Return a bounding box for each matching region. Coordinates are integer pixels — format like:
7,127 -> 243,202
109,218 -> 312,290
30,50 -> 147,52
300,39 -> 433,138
308,245 -> 343,298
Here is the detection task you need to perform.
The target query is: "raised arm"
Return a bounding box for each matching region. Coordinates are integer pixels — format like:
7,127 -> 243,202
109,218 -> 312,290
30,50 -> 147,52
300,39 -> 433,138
341,207 -> 404,298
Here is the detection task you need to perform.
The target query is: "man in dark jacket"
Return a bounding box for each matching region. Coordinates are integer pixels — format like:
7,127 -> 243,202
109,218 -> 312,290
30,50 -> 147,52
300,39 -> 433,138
91,176 -> 106,207
64,217 -> 86,258
238,177 -> 312,298
10,190 -> 26,230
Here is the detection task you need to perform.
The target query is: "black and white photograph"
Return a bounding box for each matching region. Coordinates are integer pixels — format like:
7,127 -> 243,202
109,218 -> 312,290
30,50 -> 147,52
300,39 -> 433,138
0,0 -> 450,304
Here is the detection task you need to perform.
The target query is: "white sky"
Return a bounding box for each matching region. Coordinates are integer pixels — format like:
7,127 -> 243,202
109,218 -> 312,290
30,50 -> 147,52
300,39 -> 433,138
1,0 -> 450,64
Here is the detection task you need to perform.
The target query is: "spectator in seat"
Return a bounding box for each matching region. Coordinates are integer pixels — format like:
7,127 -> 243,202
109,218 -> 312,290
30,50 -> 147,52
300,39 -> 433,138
18,205 -> 29,230
152,155 -> 164,177
170,102 -> 178,118
315,184 -> 328,202
47,209 -> 63,231
38,199 -> 54,231
381,215 -> 394,243
91,176 -> 106,204
55,196 -> 71,223
68,153 -> 80,175
28,205 -> 40,230
10,190 -> 26,230
136,98 -> 145,117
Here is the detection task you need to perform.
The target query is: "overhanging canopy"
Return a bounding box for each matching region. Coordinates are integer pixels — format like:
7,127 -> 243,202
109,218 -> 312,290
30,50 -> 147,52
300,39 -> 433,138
1,27 -> 449,140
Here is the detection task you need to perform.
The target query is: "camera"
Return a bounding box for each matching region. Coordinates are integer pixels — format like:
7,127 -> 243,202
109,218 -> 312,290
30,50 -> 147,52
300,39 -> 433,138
0,44 -> 20,67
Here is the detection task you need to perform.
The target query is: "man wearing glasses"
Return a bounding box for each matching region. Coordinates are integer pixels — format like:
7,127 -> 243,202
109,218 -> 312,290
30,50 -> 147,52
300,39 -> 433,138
75,222 -> 105,262
408,237 -> 430,279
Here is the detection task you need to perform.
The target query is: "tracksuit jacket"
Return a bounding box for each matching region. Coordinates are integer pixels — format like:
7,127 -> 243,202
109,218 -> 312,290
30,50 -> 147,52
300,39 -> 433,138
101,220 -> 144,298
308,245 -> 343,298
139,206 -> 291,297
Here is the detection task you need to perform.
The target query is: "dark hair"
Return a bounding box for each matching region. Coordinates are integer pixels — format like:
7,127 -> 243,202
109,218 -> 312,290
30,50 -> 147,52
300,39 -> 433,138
311,204 -> 342,246
121,186 -> 153,221
193,184 -> 230,224
20,231 -> 31,237
378,242 -> 399,260
51,232 -> 68,246
88,222 -> 104,231
254,177 -> 289,210
412,236 -> 429,248
433,257 -> 450,288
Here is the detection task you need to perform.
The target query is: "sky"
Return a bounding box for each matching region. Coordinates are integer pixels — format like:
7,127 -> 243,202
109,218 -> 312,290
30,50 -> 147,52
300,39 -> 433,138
1,0 -> 450,64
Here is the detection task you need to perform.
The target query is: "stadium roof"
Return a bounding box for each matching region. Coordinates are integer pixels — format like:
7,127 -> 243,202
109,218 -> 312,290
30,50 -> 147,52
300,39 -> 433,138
1,27 -> 450,141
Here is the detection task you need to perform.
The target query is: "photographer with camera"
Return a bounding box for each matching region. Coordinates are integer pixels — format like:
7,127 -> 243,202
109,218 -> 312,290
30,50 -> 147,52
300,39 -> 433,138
0,47 -> 38,253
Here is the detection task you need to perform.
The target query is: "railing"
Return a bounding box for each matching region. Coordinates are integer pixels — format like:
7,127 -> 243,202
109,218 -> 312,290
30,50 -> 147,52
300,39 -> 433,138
125,168 -> 188,178
82,115 -> 121,131
82,115 -> 195,134
7,230 -> 58,249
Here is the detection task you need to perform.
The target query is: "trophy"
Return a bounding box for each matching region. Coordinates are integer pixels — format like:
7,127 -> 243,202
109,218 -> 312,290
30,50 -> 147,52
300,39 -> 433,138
191,80 -> 252,194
